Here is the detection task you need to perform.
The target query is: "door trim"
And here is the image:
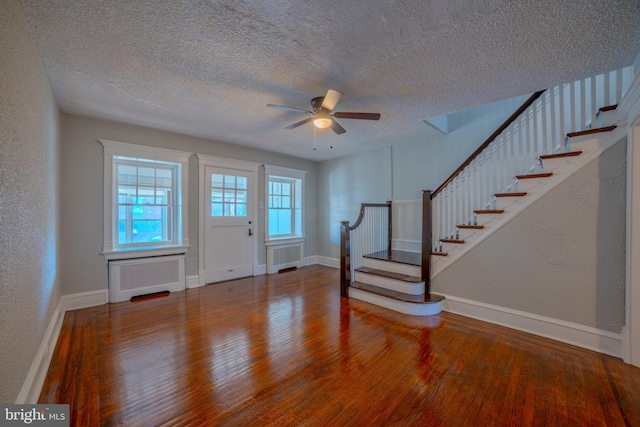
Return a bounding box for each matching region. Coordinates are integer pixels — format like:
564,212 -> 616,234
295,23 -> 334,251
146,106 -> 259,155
197,154 -> 260,286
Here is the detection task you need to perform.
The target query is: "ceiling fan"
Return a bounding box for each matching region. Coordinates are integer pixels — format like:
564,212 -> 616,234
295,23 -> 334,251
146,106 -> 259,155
267,89 -> 380,135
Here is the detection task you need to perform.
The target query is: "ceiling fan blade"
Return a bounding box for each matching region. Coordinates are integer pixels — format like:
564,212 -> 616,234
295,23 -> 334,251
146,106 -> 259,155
332,112 -> 381,120
285,117 -> 314,130
330,119 -> 347,135
267,104 -> 313,114
321,89 -> 343,112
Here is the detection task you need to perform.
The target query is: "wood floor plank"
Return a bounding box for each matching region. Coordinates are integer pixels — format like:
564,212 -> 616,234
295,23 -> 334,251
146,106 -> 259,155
38,265 -> 640,426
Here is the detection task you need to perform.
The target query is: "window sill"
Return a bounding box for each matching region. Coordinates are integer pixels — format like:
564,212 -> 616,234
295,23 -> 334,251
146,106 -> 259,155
103,245 -> 190,261
264,237 -> 306,247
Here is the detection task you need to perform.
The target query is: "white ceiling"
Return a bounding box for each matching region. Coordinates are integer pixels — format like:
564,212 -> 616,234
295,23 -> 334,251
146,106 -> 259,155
20,0 -> 640,161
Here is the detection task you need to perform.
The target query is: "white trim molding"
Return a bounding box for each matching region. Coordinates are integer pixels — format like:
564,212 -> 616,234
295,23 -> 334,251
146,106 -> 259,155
61,289 -> 109,311
15,289 -> 108,404
186,275 -> 202,289
99,139 -> 191,260
619,67 -> 640,366
316,256 -> 339,269
438,293 -> 623,358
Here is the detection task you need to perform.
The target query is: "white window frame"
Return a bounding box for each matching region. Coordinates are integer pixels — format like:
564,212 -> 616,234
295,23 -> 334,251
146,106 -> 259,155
100,139 -> 190,260
264,165 -> 307,244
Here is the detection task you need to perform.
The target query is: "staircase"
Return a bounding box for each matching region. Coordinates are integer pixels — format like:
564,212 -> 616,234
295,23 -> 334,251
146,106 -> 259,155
340,66 -> 633,316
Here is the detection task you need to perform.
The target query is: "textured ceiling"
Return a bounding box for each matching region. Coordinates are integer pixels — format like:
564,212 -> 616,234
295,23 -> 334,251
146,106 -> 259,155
20,0 -> 640,161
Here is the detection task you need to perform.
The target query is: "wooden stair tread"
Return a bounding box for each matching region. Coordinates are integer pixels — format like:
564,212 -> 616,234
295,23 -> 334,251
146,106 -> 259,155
364,250 -> 421,266
599,104 -> 618,112
431,251 -> 448,256
355,267 -> 421,283
494,192 -> 527,197
516,172 -> 553,179
440,238 -> 464,244
457,225 -> 484,229
351,282 -> 444,304
539,151 -> 582,160
566,125 -> 617,138
475,209 -> 504,214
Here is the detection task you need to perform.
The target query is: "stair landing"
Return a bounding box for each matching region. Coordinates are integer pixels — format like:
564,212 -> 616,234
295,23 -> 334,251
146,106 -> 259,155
363,250 -> 421,265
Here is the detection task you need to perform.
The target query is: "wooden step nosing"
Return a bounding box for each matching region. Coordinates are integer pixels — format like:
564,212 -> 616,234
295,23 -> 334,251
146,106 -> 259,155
475,209 -> 504,214
457,225 -> 484,229
566,125 -> 617,138
516,173 -> 553,179
494,192 -> 527,197
598,104 -> 618,113
351,282 -> 445,304
431,251 -> 448,256
440,239 -> 464,244
539,151 -> 582,160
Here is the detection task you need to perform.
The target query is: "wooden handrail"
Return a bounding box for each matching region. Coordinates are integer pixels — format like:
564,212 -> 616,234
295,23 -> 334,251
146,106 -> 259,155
347,202 -> 391,231
431,90 -> 546,199
340,202 -> 392,298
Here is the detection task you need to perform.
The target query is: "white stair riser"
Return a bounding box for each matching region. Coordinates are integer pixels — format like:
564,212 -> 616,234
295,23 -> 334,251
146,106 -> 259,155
362,257 -> 421,276
474,213 -> 503,226
516,177 -> 551,192
349,288 -> 442,316
540,157 -> 581,173
440,240 -> 465,253
456,228 -> 483,240
354,272 -> 424,295
495,196 -> 525,210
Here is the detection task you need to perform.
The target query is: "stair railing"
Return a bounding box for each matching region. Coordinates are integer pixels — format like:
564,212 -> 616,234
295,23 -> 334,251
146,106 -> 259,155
340,202 -> 391,297
424,66 -> 633,284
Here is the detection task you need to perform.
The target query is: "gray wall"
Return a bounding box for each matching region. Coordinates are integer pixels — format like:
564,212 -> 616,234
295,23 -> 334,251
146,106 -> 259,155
60,114 -> 318,295
0,0 -> 61,402
432,139 -> 627,332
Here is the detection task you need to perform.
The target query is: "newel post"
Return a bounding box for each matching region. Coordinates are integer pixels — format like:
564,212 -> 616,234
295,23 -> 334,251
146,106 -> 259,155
422,190 -> 432,295
340,220 -> 351,298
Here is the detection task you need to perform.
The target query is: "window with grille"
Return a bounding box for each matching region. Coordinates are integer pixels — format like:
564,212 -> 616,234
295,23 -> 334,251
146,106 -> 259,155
210,173 -> 247,217
101,140 -> 190,260
264,165 -> 306,240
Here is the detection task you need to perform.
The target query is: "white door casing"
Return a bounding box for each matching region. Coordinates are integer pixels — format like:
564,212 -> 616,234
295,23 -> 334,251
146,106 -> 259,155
198,155 -> 260,285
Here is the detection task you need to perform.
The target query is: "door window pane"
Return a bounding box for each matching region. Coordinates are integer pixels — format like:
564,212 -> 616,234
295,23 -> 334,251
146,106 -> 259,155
210,172 -> 248,217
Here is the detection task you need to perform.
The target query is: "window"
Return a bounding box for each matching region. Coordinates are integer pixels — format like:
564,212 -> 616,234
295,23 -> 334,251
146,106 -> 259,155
264,165 -> 306,240
210,173 -> 247,217
101,140 -> 190,260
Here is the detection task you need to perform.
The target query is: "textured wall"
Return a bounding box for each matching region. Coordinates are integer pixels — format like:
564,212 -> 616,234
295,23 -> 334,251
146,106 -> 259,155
59,114 -> 318,295
0,0 -> 61,403
432,139 -> 627,332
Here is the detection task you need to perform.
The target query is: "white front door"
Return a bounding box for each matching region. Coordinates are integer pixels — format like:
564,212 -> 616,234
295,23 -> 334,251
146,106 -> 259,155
203,166 -> 254,283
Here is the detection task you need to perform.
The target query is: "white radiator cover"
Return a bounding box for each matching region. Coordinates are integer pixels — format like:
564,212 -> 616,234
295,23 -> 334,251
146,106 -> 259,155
108,255 -> 185,302
266,240 -> 304,274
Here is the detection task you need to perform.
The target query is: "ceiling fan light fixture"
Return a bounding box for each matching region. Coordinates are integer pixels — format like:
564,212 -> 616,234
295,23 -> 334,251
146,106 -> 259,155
313,117 -> 332,129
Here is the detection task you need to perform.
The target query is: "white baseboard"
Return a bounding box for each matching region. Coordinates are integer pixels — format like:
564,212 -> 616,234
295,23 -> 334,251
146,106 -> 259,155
61,289 -> 108,311
186,275 -> 201,289
15,302 -> 65,404
438,293 -> 623,358
304,255 -> 317,266
316,256 -> 339,269
255,264 -> 266,276
16,289 -> 109,404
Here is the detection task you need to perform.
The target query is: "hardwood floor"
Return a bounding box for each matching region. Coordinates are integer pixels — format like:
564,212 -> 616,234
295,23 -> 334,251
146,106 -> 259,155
40,265 -> 640,426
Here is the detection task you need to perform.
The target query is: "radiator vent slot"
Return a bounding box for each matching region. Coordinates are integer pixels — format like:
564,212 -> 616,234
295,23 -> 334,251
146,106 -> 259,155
266,241 -> 304,274
109,255 -> 185,302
